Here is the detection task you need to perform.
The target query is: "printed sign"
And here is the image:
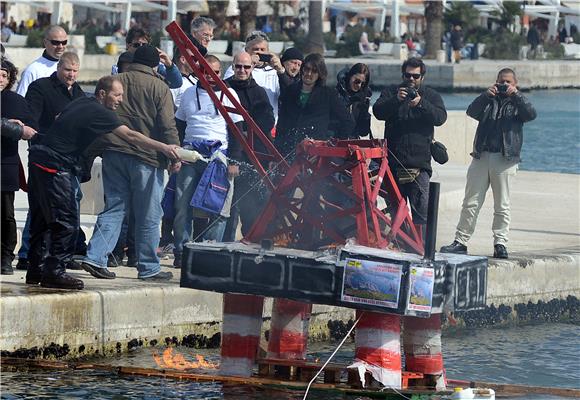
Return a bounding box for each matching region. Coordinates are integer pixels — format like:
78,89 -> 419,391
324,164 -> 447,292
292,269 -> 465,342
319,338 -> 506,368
407,265 -> 435,312
341,258 -> 402,309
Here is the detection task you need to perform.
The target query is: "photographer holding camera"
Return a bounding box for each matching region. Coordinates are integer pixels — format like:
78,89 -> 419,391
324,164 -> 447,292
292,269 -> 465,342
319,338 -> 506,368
373,58 -> 447,236
440,68 -> 536,259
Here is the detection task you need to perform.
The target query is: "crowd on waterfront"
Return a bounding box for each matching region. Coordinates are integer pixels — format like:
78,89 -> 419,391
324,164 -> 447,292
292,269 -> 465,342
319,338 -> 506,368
1,17 -> 536,289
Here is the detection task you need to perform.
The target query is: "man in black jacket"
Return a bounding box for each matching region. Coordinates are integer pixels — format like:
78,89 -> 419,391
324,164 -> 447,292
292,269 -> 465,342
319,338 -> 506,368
440,68 -> 536,259
223,51 -> 275,240
373,57 -> 447,235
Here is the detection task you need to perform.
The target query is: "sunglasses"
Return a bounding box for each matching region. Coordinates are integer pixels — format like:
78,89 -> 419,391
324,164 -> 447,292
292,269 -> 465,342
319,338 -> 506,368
403,72 -> 422,80
234,64 -> 252,70
49,39 -> 67,46
200,33 -> 214,40
352,79 -> 365,85
131,42 -> 148,48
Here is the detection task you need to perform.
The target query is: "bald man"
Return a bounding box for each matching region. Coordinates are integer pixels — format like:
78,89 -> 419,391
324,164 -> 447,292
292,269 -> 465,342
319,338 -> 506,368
223,51 -> 274,241
17,25 -> 68,96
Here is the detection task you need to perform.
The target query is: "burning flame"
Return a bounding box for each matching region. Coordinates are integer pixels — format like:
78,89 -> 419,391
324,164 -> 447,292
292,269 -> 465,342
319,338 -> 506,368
153,348 -> 218,370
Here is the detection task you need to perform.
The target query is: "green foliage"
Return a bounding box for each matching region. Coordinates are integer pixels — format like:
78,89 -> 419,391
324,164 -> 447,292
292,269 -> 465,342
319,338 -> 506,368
323,32 -> 337,50
25,29 -> 44,47
465,27 -> 491,43
72,25 -> 105,54
443,2 -> 480,32
335,25 -> 374,58
543,41 -> 564,59
482,30 -> 525,59
490,2 -> 522,28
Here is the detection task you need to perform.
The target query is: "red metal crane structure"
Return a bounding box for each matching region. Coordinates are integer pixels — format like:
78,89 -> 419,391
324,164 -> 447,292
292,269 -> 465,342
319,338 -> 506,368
165,21 -> 424,254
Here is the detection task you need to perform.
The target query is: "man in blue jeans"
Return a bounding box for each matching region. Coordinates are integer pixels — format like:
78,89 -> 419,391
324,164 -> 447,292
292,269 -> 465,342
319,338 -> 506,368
81,45 -> 181,281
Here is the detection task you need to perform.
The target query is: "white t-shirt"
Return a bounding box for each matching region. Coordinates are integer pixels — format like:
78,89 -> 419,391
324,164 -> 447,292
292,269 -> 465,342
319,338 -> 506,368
175,84 -> 243,151
16,55 -> 58,96
170,75 -> 196,109
224,65 -> 280,120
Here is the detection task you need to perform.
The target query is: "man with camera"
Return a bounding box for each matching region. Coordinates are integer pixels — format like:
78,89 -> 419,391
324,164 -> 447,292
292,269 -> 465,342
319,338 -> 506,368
373,57 -> 447,236
440,68 -> 536,259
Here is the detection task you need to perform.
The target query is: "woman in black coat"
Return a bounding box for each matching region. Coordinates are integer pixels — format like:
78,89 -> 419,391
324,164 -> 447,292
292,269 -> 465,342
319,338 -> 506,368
1,58 -> 37,274
275,53 -> 354,159
335,63 -> 372,138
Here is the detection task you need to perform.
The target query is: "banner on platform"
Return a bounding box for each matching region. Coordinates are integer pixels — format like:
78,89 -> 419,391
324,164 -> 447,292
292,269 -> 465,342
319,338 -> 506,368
407,265 -> 435,313
341,258 -> 402,309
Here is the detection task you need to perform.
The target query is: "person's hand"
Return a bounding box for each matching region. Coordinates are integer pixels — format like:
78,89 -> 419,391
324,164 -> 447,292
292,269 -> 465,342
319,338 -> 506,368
21,125 -> 37,140
168,160 -> 182,174
8,119 -> 23,126
228,164 -> 240,179
487,84 -> 498,97
409,93 -> 421,108
397,87 -> 408,102
269,53 -> 285,74
250,53 -> 260,65
157,47 -> 172,68
162,144 -> 181,160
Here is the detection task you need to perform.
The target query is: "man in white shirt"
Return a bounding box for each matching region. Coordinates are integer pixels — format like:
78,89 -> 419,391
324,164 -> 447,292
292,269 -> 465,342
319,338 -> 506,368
16,25 -> 67,96
170,48 -> 196,112
224,31 -> 283,120
172,55 -> 243,267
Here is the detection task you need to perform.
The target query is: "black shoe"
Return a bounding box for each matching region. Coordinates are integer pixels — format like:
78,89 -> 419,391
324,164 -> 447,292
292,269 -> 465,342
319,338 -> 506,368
139,271 -> 173,281
66,260 -> 83,270
80,262 -> 116,279
25,272 -> 42,284
126,257 -> 137,268
440,240 -> 467,254
493,244 -> 508,259
41,273 -> 84,290
16,258 -> 29,270
173,256 -> 181,269
107,255 -> 123,268
1,264 -> 14,275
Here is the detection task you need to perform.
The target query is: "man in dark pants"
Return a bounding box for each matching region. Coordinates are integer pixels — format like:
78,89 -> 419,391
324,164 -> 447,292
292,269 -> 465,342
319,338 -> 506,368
223,51 -> 275,241
26,76 -> 180,289
372,57 -> 447,238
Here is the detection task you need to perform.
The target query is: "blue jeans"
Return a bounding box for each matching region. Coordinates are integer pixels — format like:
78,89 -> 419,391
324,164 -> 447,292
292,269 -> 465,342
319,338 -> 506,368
84,151 -> 164,278
173,161 -> 226,258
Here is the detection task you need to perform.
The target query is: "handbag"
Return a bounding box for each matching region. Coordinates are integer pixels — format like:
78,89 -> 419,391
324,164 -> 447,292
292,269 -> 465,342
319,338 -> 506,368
431,140 -> 449,164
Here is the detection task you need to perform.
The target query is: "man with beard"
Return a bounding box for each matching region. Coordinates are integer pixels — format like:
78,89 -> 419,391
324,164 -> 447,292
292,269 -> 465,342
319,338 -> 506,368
223,51 -> 275,241
373,57 -> 447,236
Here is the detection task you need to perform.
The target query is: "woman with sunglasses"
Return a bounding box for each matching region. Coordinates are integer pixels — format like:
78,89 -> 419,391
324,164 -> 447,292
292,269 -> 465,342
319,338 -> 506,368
335,63 -> 372,138
275,53 -> 354,160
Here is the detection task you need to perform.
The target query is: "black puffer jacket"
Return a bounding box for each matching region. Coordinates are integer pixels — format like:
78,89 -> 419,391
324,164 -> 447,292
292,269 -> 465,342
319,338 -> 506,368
373,84 -> 447,175
467,91 -> 536,162
335,67 -> 372,138
275,82 -> 354,158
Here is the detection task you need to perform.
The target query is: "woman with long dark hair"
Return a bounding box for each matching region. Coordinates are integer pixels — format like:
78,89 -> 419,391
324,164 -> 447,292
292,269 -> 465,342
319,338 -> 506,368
1,58 -> 37,275
275,53 -> 353,159
336,63 -> 372,138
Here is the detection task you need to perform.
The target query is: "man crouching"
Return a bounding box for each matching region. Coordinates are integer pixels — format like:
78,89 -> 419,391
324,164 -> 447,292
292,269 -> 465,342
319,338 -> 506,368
26,76 -> 180,289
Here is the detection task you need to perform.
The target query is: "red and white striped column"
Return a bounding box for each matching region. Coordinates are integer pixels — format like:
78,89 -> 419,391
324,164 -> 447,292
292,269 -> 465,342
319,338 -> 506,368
403,314 -> 445,389
220,293 -> 264,377
353,311 -> 402,388
267,298 -> 312,360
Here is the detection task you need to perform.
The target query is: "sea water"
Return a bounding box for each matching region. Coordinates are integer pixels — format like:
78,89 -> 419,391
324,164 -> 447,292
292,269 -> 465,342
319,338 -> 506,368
2,323 -> 578,399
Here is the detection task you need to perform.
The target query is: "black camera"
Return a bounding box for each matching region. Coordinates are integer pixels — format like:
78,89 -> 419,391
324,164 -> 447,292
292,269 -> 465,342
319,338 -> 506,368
405,87 -> 418,100
496,83 -> 509,94
258,53 -> 272,63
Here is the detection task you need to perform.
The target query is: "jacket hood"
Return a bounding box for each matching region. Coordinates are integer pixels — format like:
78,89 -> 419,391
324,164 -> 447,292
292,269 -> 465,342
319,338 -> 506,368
336,67 -> 371,102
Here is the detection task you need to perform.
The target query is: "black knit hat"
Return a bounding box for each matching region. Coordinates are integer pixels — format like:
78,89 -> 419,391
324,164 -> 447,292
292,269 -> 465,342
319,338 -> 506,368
118,51 -> 134,65
281,47 -> 304,63
133,45 -> 160,68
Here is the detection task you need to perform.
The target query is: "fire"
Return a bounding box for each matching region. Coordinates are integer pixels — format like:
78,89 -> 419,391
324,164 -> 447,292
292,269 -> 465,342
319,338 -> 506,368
153,348 -> 218,370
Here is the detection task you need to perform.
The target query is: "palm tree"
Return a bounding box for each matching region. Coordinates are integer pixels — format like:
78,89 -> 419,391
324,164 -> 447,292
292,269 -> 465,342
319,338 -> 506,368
443,2 -> 480,33
208,1 -> 228,36
305,1 -> 323,54
239,0 -> 258,40
424,1 -> 444,59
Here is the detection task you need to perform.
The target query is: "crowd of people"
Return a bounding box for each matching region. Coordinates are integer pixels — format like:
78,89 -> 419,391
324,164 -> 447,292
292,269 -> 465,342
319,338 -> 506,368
1,18 -> 536,290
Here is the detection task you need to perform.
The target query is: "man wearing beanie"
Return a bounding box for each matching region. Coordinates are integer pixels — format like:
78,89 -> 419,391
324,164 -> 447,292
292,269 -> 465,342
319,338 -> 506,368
279,47 -> 303,93
82,44 -> 181,282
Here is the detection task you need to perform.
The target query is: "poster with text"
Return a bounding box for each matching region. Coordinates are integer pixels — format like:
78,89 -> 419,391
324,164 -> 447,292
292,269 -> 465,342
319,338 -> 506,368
407,265 -> 435,312
341,258 -> 402,309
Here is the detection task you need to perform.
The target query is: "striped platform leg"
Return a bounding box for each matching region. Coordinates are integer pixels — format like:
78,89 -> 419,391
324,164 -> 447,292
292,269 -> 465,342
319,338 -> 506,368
267,298 -> 312,360
352,311 -> 402,389
403,314 -> 445,389
220,293 -> 265,377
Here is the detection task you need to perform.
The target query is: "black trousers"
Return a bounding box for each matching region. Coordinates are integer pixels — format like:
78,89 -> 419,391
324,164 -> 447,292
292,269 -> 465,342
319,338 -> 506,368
28,164 -> 79,278
395,170 -> 430,226
1,191 -> 17,267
